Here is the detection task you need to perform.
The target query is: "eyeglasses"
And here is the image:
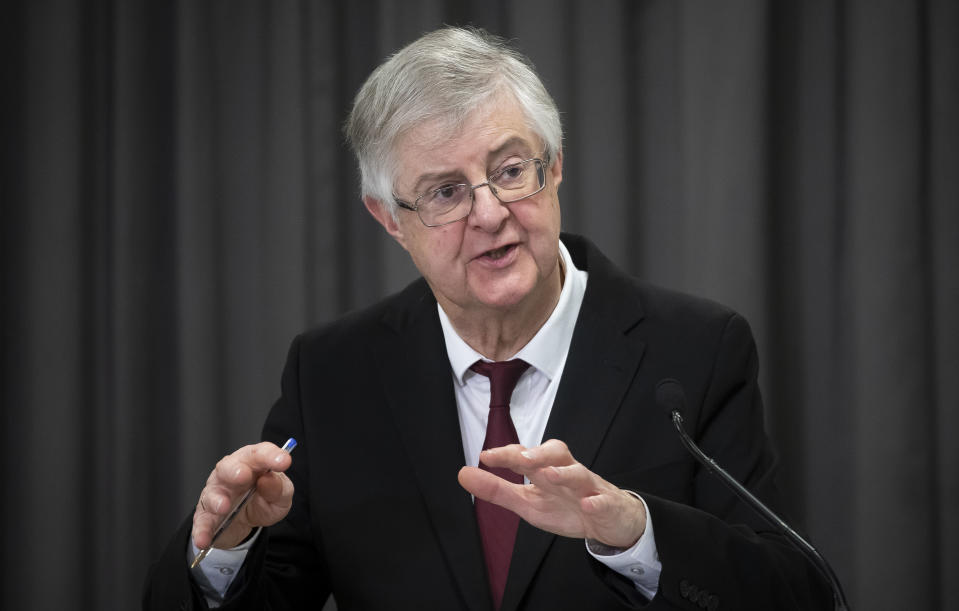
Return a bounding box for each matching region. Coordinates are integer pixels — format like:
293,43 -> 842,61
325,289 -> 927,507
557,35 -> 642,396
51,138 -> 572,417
394,157 -> 548,227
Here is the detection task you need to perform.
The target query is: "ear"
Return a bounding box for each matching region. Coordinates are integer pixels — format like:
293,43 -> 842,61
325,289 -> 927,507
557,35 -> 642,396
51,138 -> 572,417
364,196 -> 409,250
550,150 -> 564,190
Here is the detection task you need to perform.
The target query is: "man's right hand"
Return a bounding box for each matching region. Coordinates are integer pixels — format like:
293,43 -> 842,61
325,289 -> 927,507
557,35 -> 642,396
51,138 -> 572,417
192,441 -> 295,551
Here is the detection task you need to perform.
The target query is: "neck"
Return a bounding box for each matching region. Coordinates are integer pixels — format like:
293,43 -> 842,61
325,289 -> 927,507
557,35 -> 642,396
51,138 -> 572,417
442,257 -> 565,362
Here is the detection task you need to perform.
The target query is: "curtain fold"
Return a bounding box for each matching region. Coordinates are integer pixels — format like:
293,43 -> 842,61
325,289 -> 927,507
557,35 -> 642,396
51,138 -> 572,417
2,1 -> 956,609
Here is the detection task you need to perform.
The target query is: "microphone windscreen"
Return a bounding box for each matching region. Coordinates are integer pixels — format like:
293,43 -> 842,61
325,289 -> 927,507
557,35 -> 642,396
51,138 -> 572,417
655,379 -> 686,416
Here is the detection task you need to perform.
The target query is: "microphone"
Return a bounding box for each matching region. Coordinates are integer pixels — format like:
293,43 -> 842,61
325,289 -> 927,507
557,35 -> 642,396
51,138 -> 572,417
655,379 -> 850,611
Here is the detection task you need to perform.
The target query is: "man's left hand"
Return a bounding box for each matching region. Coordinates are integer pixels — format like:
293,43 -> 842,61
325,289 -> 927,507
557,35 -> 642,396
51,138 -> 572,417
457,439 -> 646,549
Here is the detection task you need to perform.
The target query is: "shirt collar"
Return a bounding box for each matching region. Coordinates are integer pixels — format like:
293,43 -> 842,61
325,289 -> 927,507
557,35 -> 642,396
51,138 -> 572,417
438,239 -> 588,386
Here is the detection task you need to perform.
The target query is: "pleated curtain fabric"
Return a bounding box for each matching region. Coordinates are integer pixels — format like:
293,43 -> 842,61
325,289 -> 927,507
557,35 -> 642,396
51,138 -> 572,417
3,3 -> 957,610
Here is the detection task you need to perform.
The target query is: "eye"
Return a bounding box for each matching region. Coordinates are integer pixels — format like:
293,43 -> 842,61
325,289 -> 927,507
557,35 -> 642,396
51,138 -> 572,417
502,165 -> 523,179
433,184 -> 459,201
492,160 -> 528,188
423,183 -> 466,210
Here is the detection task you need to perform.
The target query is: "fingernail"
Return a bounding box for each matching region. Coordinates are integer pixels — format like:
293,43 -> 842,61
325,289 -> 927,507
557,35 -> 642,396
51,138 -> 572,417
521,450 -> 534,459
214,497 -> 223,513
274,453 -> 286,464
234,466 -> 243,479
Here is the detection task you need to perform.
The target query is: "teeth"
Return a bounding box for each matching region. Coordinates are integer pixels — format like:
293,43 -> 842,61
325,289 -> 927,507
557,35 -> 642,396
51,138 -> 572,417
487,246 -> 509,259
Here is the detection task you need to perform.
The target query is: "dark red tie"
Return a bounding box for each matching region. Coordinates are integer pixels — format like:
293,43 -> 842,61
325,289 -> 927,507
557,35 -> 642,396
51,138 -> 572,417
470,359 -> 530,610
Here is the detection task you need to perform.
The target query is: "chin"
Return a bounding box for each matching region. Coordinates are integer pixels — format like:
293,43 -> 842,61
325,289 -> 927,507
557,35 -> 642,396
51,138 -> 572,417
471,281 -> 538,311
464,256 -> 558,312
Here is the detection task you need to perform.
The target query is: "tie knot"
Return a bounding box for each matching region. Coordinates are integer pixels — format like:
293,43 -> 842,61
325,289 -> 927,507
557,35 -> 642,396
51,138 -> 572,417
470,359 -> 530,408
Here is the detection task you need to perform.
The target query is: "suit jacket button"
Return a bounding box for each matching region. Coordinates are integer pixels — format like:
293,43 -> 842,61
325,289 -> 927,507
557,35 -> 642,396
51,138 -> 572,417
680,579 -> 691,597
707,594 -> 719,610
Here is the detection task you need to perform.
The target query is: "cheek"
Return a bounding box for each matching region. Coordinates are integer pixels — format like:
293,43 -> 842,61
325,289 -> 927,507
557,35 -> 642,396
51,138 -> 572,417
522,205 -> 562,271
408,228 -> 466,275
517,200 -> 560,242
430,227 -> 466,257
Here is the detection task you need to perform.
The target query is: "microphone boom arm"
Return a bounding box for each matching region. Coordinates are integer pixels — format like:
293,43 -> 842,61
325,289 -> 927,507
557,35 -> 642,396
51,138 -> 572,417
671,410 -> 850,611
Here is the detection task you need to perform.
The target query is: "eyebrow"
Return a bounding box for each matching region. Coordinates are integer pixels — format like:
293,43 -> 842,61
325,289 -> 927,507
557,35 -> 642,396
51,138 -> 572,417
408,170 -> 462,198
488,136 -> 534,161
407,136 -> 537,196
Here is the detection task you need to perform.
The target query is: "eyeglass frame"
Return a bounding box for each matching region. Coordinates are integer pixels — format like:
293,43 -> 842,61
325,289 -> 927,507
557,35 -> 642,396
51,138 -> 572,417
392,155 -> 550,227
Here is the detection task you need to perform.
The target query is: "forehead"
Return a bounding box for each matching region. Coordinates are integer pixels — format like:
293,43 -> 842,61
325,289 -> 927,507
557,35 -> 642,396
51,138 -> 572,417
393,96 -> 540,188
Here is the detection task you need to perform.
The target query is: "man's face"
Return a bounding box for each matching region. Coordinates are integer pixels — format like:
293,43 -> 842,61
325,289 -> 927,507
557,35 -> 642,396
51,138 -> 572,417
367,95 -> 564,321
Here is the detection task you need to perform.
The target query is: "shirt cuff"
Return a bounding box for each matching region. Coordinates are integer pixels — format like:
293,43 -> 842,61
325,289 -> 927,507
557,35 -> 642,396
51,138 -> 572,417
187,529 -> 260,608
585,491 -> 662,600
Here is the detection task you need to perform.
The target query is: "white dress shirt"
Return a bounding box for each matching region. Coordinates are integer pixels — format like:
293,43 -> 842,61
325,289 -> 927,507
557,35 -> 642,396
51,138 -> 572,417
437,241 -> 587,472
438,240 -> 660,599
190,240 -> 661,605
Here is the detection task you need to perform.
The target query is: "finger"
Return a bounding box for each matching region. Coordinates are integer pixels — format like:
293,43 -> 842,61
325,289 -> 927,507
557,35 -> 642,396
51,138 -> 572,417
197,485 -> 234,516
479,439 -> 574,470
459,465 -> 599,540
193,442 -> 294,549
476,443 -> 527,468
515,439 -> 576,468
253,471 -> 292,505
251,440 -> 293,472
457,466 -> 527,512
238,472 -> 295,533
192,504 -> 224,550
214,442 -> 291,485
192,482 -> 238,546
535,462 -> 602,497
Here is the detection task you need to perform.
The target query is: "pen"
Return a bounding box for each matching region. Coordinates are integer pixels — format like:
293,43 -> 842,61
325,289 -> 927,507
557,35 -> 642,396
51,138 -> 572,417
191,437 -> 297,569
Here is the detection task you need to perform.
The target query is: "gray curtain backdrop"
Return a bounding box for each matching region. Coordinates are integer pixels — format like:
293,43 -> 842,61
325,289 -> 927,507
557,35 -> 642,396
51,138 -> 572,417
2,1 -> 956,609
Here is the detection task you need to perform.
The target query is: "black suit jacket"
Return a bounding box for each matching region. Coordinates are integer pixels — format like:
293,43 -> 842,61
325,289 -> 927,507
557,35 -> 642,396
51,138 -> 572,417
144,234 -> 831,610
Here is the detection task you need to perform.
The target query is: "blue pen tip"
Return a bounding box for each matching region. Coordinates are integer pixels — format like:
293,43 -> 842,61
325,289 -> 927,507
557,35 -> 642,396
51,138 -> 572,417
283,438 -> 297,451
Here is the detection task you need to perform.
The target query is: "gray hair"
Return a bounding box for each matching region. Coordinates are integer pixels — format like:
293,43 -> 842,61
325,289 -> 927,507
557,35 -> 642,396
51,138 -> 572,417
344,26 -> 563,215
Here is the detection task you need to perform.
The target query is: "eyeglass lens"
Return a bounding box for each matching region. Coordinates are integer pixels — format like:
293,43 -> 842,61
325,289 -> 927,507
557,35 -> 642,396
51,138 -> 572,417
417,158 -> 545,226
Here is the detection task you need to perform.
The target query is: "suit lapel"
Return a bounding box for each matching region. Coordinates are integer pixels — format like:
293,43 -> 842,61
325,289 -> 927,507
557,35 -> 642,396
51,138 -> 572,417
374,283 -> 493,611
501,237 -> 648,611
371,237 -> 646,611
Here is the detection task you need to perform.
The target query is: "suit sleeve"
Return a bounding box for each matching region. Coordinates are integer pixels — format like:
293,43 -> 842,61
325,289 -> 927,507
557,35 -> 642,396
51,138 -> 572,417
597,313 -> 833,611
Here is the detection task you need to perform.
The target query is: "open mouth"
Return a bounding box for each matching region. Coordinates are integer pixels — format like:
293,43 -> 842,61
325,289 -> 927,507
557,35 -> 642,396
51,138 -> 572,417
482,244 -> 516,260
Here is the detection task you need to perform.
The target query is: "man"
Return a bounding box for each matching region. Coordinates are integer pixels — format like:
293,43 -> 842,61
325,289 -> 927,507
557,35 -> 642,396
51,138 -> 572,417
144,27 -> 831,610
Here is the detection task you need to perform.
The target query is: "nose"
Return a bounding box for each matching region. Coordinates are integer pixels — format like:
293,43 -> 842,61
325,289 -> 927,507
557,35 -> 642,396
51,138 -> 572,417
467,182 -> 509,231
